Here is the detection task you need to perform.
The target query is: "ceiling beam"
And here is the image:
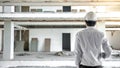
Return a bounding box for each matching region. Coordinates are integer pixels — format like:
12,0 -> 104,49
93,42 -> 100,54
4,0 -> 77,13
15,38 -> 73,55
0,12 -> 120,20
0,2 -> 120,6
0,19 -> 120,22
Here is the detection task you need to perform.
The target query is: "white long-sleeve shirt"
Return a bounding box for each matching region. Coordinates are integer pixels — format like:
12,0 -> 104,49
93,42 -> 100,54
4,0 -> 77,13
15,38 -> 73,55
74,27 -> 112,66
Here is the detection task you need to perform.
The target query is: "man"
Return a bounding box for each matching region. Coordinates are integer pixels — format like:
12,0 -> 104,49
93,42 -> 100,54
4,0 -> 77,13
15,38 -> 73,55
74,11 -> 112,68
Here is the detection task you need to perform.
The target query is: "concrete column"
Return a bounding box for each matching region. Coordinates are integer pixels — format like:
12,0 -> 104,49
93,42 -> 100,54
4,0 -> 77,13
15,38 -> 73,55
0,6 -> 3,12
15,6 -> 21,12
71,33 -> 75,51
3,20 -> 14,60
0,29 -> 2,51
96,21 -> 106,34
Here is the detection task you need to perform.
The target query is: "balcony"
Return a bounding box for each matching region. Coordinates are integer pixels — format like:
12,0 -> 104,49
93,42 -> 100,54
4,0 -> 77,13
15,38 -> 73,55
0,0 -> 120,6
0,12 -> 120,21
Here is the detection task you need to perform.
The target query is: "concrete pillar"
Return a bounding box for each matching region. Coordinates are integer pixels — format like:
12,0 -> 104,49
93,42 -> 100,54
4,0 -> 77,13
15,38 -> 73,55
15,6 -> 21,12
71,33 -> 75,51
3,20 -> 14,60
0,29 -> 2,51
0,6 -> 3,12
96,21 -> 106,34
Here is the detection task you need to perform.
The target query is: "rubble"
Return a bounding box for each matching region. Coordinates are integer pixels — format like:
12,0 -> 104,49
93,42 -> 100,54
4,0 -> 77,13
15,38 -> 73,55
54,51 -> 74,56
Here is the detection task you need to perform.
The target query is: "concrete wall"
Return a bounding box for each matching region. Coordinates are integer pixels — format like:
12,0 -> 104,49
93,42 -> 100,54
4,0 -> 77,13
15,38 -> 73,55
3,6 -> 14,13
30,6 -> 93,13
71,6 -> 92,12
0,28 -> 120,52
30,6 -> 62,12
29,28 -> 82,52
29,29 -> 120,51
106,31 -> 120,50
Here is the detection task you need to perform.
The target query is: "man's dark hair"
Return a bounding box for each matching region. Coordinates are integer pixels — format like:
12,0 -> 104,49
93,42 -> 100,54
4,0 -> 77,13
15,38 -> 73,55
85,20 -> 96,26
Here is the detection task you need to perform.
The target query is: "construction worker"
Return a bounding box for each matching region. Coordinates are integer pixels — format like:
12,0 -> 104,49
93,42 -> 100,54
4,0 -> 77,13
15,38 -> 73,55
74,11 -> 112,68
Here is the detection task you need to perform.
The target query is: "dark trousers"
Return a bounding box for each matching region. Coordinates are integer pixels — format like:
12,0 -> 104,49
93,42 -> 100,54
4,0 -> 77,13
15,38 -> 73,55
79,64 -> 103,68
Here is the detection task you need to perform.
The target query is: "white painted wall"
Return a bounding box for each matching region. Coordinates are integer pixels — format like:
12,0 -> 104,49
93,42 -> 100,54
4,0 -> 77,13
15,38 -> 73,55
30,6 -> 95,13
28,22 -> 106,52
30,6 -> 62,12
29,28 -> 83,52
3,6 -> 14,13
106,31 -> 120,50
71,6 -> 93,12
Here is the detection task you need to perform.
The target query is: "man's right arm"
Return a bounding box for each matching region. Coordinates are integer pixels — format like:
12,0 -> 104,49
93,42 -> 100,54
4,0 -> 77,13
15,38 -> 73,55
102,38 -> 112,58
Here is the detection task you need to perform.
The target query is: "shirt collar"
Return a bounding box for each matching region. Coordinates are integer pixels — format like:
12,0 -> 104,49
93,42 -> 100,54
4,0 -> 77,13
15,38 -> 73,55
86,26 -> 95,29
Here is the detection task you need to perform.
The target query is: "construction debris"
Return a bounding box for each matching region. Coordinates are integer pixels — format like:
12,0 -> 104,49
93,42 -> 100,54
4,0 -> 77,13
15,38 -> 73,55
54,51 -> 74,56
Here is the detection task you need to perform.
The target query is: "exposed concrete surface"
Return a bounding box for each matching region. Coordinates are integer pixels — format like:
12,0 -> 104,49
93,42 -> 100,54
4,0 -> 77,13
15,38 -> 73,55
0,52 -> 120,68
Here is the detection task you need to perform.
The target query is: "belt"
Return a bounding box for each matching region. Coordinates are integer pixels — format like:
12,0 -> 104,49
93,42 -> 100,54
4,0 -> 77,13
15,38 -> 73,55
79,64 -> 103,68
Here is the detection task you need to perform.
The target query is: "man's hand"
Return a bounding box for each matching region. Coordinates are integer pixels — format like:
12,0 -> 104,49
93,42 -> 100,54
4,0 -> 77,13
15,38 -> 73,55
98,52 -> 106,59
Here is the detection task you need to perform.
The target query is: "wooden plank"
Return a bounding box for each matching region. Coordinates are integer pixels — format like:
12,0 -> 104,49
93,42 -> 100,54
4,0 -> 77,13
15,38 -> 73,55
44,38 -> 51,52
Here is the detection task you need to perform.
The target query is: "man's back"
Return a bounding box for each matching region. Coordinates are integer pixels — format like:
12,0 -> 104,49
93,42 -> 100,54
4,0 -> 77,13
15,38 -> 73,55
74,12 -> 112,68
75,27 -> 104,66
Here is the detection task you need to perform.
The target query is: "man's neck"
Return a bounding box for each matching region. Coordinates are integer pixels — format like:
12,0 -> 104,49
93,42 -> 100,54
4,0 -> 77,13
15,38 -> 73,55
86,26 -> 95,28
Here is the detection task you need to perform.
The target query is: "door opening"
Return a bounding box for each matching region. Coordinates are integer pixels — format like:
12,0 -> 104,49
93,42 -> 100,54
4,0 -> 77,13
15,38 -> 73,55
62,33 -> 71,51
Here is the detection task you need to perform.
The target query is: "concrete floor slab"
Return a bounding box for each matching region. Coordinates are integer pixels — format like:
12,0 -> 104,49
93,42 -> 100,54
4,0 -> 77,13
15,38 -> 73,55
0,52 -> 120,68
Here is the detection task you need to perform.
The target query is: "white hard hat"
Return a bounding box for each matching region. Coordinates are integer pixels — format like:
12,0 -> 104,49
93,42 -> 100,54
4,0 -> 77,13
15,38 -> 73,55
84,11 -> 97,21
